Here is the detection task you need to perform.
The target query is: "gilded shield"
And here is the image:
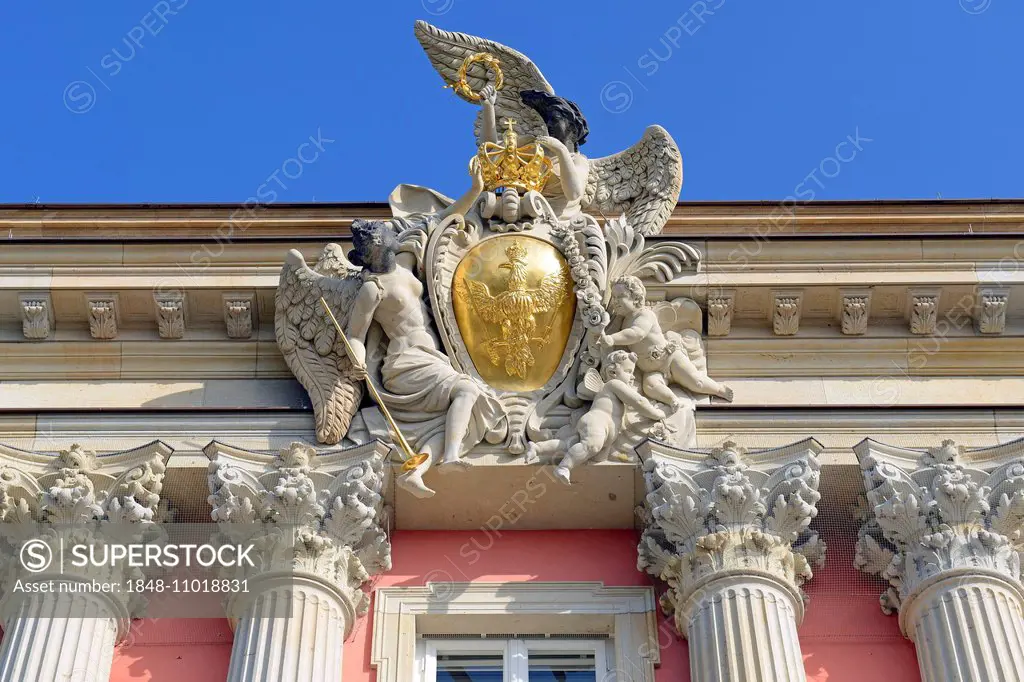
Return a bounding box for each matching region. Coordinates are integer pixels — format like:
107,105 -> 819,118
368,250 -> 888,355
452,235 -> 576,391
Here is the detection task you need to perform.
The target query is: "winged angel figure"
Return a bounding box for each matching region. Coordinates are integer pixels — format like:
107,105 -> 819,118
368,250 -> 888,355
276,219 -> 507,498
404,20 -> 683,235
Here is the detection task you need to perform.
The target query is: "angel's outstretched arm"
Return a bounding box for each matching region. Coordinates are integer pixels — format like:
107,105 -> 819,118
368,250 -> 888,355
345,280 -> 383,368
606,381 -> 668,421
440,158 -> 486,220
604,310 -> 654,346
479,85 -> 499,144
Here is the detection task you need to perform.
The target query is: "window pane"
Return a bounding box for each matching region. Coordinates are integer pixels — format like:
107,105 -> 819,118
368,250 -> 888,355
438,653 -> 504,682
528,651 -> 596,681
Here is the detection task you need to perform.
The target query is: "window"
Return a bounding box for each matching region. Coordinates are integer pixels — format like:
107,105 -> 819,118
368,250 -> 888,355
372,582 -> 658,682
419,638 -> 609,682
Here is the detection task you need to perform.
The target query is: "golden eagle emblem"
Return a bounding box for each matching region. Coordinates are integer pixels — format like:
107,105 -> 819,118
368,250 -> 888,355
453,236 -> 575,391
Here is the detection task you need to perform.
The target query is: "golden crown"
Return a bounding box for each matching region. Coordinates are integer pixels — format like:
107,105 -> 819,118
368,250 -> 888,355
504,239 -> 528,262
476,120 -> 553,194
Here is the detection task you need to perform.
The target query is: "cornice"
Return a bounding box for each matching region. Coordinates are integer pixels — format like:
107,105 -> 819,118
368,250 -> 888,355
1,199 -> 1022,239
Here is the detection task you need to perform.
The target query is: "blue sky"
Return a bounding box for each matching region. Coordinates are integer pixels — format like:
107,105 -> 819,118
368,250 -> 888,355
0,0 -> 1020,203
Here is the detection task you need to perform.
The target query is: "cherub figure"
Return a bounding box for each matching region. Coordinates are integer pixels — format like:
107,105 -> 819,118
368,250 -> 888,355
532,350 -> 669,485
601,276 -> 734,407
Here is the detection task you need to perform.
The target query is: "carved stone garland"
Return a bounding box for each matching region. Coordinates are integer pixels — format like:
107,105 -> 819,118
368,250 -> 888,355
0,441 -> 171,682
854,438 -> 1024,682
637,439 -> 825,682
206,440 -> 391,682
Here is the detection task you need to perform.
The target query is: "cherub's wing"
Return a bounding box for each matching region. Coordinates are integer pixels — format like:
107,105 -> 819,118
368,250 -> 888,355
414,20 -> 553,142
275,247 -> 365,444
652,298 -> 707,374
531,263 -> 570,313
582,368 -> 605,394
583,125 -> 683,237
455,279 -> 502,323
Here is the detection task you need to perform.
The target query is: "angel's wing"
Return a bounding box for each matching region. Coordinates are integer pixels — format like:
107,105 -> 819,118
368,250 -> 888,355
275,248 -> 366,445
532,264 -> 570,314
455,279 -> 501,323
414,20 -> 553,142
582,367 -> 605,395
583,125 -> 683,237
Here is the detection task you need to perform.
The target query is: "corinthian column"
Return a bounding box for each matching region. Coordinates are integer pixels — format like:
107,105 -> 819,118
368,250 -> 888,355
637,439 -> 825,682
0,441 -> 172,682
854,438 -> 1024,682
206,440 -> 392,682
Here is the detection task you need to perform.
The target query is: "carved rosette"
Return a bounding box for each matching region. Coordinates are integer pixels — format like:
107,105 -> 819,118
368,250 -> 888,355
637,439 -> 825,626
206,439 -> 391,621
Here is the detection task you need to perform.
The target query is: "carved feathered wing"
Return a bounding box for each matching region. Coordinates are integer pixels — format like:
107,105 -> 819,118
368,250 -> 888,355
531,265 -> 570,314
414,20 -> 553,142
455,279 -> 501,323
583,125 -> 683,237
275,247 -> 366,445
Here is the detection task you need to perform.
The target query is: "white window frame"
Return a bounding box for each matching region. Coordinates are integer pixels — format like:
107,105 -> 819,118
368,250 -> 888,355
418,637 -> 609,682
371,582 -> 658,682
421,638 -> 512,681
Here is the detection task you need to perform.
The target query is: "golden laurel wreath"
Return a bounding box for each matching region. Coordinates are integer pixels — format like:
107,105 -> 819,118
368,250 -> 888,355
446,52 -> 504,102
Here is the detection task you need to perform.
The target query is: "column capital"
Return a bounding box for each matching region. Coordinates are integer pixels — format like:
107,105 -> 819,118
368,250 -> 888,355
0,440 -> 172,640
206,439 -> 392,624
854,437 -> 1024,628
637,438 -> 826,631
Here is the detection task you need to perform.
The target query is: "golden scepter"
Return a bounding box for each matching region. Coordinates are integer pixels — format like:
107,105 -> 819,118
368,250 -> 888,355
319,297 -> 429,472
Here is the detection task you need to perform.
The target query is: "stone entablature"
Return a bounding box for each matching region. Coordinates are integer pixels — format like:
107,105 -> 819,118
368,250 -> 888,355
0,232 -> 1020,391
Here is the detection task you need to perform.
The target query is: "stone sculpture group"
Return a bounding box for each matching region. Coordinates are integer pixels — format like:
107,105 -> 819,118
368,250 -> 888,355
275,20 -> 733,498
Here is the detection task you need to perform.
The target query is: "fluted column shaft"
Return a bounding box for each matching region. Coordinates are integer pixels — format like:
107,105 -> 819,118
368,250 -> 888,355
904,575 -> 1024,682
227,575 -> 351,682
0,579 -> 126,682
687,577 -> 805,682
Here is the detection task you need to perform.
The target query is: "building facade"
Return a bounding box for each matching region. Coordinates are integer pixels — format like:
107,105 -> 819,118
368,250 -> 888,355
0,199 -> 1022,682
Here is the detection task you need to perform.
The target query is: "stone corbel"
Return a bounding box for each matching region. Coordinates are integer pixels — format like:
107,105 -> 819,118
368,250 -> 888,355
206,439 -> 392,681
906,288 -> 941,336
17,292 -> 53,341
154,291 -> 186,339
839,288 -> 872,336
222,293 -> 255,339
706,289 -> 735,337
975,286 -> 1009,335
85,293 -> 120,340
637,438 -> 825,682
854,437 -> 1024,682
771,290 -> 803,336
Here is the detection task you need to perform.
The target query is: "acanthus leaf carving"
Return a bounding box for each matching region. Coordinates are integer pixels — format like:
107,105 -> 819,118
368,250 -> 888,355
854,437 -> 1024,618
637,439 -> 825,636
206,440 -> 391,616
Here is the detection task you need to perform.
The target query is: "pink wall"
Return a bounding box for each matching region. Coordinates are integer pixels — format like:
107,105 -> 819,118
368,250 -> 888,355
104,529 -> 921,681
